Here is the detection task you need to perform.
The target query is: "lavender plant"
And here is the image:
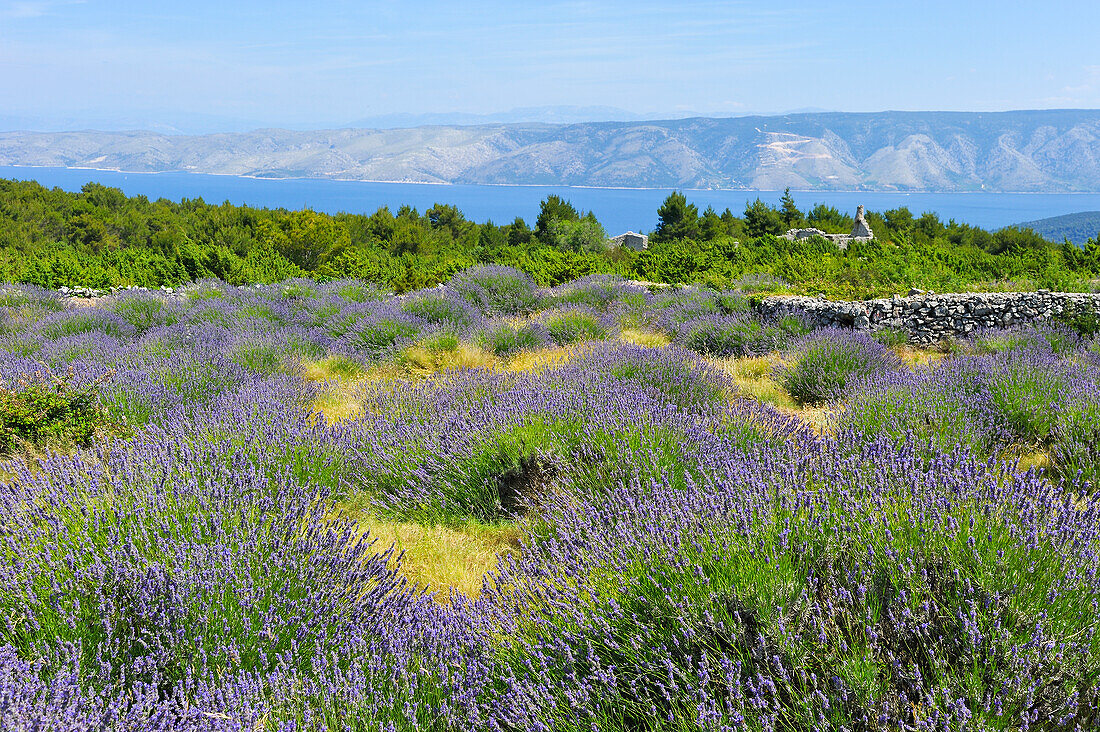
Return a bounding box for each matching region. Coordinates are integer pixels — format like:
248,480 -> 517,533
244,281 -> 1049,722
779,328 -> 903,405
540,306 -> 613,345
0,271 -> 1097,730
399,287 -> 479,329
447,264 -> 538,317
474,319 -> 550,356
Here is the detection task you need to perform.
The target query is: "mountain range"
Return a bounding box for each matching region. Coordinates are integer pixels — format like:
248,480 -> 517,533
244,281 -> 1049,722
2,109 -> 1100,192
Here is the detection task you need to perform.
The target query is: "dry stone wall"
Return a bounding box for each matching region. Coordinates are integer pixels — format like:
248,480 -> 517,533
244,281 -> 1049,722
757,291 -> 1100,343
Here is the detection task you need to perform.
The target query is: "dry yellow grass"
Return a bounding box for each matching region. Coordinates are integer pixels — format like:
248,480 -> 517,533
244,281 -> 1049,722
707,354 -> 841,433
1011,449 -> 1053,472
302,356 -> 366,382
312,391 -> 364,423
352,515 -> 521,599
894,345 -> 946,368
619,328 -> 670,348
306,343 -> 582,424
709,355 -> 797,411
399,343 -> 498,375
505,346 -> 575,373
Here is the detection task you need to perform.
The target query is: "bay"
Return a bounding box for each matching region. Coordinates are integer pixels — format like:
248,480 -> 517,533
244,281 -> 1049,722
5,165 -> 1100,234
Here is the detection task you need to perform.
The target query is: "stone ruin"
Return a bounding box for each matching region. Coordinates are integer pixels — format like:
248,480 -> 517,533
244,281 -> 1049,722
610,231 -> 649,251
780,204 -> 874,249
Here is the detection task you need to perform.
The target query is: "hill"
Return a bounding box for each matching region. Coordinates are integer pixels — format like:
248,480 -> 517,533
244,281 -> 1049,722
1012,211 -> 1100,244
3,109 -> 1100,191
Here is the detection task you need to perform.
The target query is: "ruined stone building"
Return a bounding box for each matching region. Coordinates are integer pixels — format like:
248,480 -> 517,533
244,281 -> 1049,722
780,204 -> 874,249
610,231 -> 649,251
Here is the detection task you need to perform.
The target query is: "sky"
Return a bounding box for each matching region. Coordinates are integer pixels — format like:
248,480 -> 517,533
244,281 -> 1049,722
2,0 -> 1099,132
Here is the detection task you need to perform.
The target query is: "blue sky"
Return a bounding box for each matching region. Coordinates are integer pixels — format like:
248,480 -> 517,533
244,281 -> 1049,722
2,0 -> 1098,131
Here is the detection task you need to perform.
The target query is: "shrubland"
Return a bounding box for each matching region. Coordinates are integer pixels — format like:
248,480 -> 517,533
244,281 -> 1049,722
3,178 -> 1100,298
0,268 -> 1098,729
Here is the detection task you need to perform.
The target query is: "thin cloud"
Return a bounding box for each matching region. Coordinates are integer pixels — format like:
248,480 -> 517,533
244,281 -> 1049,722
0,0 -> 82,19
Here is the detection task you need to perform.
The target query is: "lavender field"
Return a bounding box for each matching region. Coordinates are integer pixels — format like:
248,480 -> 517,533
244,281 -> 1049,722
1,266 -> 1099,730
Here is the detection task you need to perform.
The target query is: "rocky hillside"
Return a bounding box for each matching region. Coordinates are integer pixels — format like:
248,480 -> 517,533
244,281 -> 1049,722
3,109 -> 1100,191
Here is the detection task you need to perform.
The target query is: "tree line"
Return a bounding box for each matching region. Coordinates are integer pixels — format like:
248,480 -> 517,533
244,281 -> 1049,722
1,179 -> 1098,298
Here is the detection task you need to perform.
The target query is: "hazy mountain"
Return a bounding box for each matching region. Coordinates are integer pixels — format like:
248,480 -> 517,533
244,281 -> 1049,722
0,111 -> 275,135
1012,211 -> 1100,244
342,106 -> 658,129
3,109 -> 1100,191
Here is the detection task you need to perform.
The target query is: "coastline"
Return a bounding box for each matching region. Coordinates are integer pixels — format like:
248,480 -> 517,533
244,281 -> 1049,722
4,163 -> 1100,195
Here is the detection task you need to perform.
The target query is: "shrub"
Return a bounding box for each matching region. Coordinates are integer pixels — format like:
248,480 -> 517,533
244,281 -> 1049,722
340,310 -> 426,359
840,362 -> 1012,456
476,320 -> 550,357
715,290 -> 750,314
968,327 -> 1034,354
872,326 -> 909,347
542,307 -> 610,345
974,323 -> 1085,357
399,288 -> 478,329
486,442 -> 1100,730
276,278 -> 319,299
0,368 -> 112,454
651,288 -> 719,331
542,275 -> 647,312
1051,383 -> 1100,487
675,314 -> 770,357
775,313 -> 813,338
608,289 -> 653,329
108,293 -> 182,332
778,328 -> 902,404
1055,300 -> 1100,337
985,349 -> 1073,444
447,265 -> 538,316
230,342 -> 288,375
0,284 -> 65,311
34,310 -> 136,341
182,278 -> 231,301
572,342 -> 732,411
323,280 -> 387,303
1037,322 -> 1083,355
41,333 -> 123,366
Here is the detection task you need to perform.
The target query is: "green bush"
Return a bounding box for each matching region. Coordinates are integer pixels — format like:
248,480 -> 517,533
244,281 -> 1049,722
872,327 -> 909,347
0,369 -> 112,454
1054,301 -> 1100,337
544,310 -> 608,345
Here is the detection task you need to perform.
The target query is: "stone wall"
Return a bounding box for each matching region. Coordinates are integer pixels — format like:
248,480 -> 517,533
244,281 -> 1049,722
756,291 -> 1100,343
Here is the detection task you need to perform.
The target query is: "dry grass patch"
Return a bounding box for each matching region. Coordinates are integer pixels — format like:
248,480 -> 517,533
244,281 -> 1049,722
303,355 -> 366,382
398,343 -> 497,375
353,515 -> 521,600
894,345 -> 946,368
505,346 -> 575,373
790,406 -> 837,435
709,354 -> 840,434
619,328 -> 670,348
710,355 -> 798,411
1009,449 -> 1053,473
312,390 -> 364,424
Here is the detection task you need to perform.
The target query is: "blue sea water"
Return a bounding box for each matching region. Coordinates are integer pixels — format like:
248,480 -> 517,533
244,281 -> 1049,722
5,165 -> 1100,234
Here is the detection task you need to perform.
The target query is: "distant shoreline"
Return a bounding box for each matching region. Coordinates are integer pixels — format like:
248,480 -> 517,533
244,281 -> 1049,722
5,163 -> 1100,195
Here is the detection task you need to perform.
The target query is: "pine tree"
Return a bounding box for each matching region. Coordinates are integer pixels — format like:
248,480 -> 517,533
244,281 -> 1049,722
779,187 -> 801,229
653,192 -> 700,242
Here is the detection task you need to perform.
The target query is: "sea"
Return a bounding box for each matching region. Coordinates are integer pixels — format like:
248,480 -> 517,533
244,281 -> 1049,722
5,165 -> 1100,234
